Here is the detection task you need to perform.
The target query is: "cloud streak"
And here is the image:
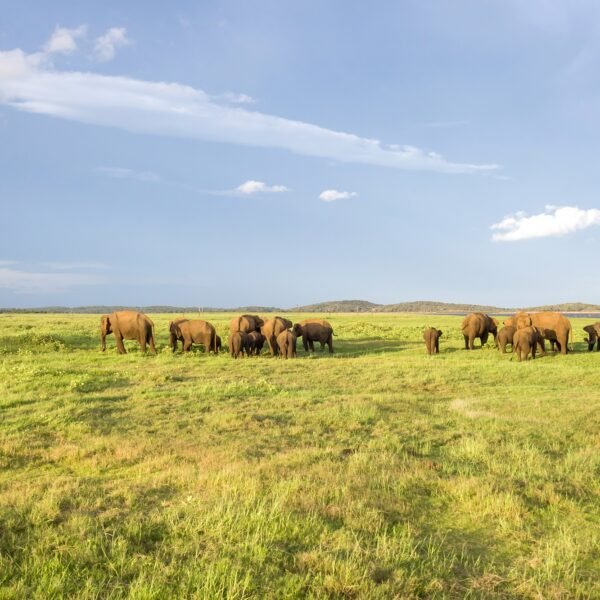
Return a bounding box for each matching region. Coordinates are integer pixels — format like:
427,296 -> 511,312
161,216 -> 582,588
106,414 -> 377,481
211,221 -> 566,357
235,180 -> 289,194
0,34 -> 499,174
95,166 -> 161,182
491,205 -> 600,241
319,189 -> 357,202
0,266 -> 108,293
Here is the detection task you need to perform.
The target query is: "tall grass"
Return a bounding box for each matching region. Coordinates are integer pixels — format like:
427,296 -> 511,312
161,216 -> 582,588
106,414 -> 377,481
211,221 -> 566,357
0,312 -> 599,598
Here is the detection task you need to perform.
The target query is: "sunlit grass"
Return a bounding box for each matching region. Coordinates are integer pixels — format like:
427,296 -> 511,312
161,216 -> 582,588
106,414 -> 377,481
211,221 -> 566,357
1,312 -> 599,598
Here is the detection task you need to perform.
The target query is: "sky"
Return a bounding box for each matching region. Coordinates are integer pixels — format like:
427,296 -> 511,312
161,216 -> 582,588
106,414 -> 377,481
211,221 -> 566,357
1,1 -> 600,308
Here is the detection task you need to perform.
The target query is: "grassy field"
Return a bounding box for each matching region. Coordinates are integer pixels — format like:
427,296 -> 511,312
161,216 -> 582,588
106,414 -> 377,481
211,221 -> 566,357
0,312 -> 599,599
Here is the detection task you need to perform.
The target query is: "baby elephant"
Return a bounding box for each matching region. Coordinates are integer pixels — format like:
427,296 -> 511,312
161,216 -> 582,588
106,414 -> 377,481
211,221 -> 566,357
423,328 -> 442,355
277,330 -> 297,359
496,325 -> 516,353
229,331 -> 248,358
513,326 -> 540,362
247,331 -> 266,356
583,323 -> 600,351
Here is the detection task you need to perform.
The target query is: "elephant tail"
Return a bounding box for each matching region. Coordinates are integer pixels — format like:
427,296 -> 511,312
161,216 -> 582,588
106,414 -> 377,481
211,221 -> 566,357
569,322 -> 574,353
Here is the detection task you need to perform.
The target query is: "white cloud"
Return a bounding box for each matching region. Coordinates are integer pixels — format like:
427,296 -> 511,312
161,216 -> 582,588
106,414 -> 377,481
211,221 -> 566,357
93,27 -> 130,62
0,259 -> 17,267
44,25 -> 87,55
95,166 -> 160,182
0,35 -> 499,174
236,180 -> 289,194
319,189 -> 357,202
491,205 -> 600,241
0,266 -> 107,293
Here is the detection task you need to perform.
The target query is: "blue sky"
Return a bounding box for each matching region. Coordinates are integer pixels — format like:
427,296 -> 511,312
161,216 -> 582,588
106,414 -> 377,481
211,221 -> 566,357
1,1 -> 599,308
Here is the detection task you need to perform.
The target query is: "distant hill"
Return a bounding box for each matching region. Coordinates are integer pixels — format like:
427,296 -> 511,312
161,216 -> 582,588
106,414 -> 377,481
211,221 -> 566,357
0,305 -> 283,314
2,300 -> 599,314
524,302 -> 600,312
372,301 -> 512,313
293,300 -> 381,312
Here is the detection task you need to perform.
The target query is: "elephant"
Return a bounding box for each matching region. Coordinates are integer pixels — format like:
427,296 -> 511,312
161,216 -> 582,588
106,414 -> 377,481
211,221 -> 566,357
247,331 -> 266,355
100,311 -> 156,354
216,335 -> 222,353
461,313 -> 498,350
292,320 -> 334,353
229,331 -> 249,358
229,315 -> 264,335
423,328 -> 442,355
276,330 -> 297,359
583,323 -> 600,351
513,326 -> 541,361
496,325 -> 516,353
261,317 -> 293,356
169,319 -> 217,353
506,311 -> 572,355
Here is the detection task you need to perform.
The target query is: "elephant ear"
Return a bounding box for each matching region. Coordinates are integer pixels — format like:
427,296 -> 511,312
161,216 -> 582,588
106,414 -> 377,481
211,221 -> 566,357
101,314 -> 111,332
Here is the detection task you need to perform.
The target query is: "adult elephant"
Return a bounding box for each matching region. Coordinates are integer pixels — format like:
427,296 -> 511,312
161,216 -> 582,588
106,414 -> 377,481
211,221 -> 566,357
293,319 -> 334,353
169,319 -> 217,353
461,312 -> 498,350
506,311 -> 572,355
583,322 -> 600,351
229,314 -> 264,335
101,311 -> 156,354
261,317 -> 293,356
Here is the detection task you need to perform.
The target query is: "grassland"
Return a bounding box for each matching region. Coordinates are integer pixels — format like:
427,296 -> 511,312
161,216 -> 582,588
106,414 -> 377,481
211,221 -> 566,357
0,312 -> 599,599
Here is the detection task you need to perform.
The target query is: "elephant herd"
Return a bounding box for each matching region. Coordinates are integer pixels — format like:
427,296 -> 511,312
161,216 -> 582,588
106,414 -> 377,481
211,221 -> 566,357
100,311 -> 334,358
99,309 -> 600,362
424,310 -> 600,361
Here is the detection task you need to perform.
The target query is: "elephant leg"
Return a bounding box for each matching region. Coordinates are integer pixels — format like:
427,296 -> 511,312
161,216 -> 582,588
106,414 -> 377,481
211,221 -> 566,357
596,340 -> 600,351
327,334 -> 334,354
308,339 -> 315,352
469,336 -> 475,350
463,335 -> 469,350
435,339 -> 439,353
139,334 -> 147,353
558,334 -> 567,355
481,332 -> 489,347
302,336 -> 309,352
115,333 -> 127,354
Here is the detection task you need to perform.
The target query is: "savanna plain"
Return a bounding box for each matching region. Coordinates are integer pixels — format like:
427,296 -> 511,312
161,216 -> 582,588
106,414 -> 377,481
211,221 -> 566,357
0,312 -> 599,599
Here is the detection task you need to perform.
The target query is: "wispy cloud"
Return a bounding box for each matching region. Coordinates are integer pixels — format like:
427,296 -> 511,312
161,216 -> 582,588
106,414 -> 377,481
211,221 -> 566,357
423,120 -> 469,129
216,92 -> 256,104
41,261 -> 110,271
0,31 -> 499,174
95,166 -> 161,182
93,27 -> 130,62
319,189 -> 357,202
235,180 -> 289,194
44,25 -> 87,56
491,205 -> 600,241
0,266 -> 108,293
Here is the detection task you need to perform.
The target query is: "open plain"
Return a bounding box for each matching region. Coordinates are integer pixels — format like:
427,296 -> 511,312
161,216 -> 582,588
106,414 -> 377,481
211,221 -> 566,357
1,312 -> 599,598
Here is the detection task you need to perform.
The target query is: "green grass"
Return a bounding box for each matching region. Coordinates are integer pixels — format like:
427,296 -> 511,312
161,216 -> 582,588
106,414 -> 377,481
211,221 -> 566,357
1,312 -> 599,599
